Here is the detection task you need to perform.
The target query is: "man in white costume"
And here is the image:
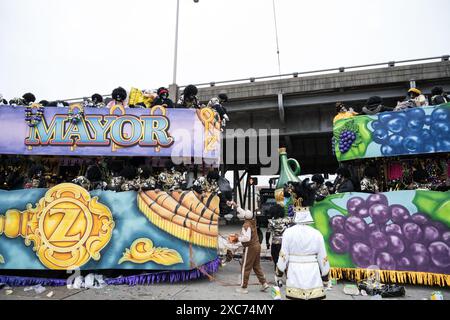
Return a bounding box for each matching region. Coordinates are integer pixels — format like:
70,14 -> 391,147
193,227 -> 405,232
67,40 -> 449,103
276,207 -> 330,300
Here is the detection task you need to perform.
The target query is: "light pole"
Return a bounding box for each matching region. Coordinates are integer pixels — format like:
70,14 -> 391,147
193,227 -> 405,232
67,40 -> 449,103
172,0 -> 180,86
172,0 -> 199,86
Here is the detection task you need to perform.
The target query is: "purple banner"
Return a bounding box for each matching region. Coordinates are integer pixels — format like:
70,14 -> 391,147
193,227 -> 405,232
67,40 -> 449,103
0,105 -> 220,163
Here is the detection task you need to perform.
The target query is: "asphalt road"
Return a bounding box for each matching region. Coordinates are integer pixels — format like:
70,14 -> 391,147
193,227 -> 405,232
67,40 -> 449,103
1,224 -> 449,300
1,258 -> 449,300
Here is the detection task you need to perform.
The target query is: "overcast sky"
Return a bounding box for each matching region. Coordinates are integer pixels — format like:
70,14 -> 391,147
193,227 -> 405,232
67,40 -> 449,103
1,0 -> 450,101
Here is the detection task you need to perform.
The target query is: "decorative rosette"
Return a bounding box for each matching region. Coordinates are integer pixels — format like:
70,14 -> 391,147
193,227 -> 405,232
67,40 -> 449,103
24,103 -> 44,127
67,104 -> 85,124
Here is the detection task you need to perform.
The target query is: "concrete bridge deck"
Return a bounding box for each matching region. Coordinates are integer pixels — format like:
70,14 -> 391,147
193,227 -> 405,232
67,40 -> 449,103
191,59 -> 450,174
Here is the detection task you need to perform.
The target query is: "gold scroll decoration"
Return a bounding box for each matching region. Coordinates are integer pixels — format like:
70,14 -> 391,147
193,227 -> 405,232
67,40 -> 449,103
137,190 -> 219,248
26,103 -> 44,151
0,183 -> 115,270
196,107 -> 220,152
0,254 -> 4,264
118,238 -> 183,266
68,103 -> 83,151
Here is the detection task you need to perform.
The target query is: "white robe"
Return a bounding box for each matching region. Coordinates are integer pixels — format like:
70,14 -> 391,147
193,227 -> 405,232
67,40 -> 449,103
276,224 -> 330,300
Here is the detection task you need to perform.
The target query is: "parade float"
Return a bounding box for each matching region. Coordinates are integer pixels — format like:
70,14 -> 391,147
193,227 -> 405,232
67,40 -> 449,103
310,103 -> 450,287
0,101 -> 223,286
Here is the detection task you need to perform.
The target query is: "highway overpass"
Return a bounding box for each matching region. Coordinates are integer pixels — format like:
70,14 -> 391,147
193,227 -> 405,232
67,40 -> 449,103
186,57 -> 450,175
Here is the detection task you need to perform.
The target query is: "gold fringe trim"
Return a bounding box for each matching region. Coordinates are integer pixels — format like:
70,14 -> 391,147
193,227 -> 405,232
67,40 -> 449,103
330,268 -> 450,287
137,196 -> 217,249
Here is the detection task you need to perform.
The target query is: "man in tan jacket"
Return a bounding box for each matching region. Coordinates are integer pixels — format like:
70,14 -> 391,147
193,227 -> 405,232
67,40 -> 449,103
230,202 -> 269,294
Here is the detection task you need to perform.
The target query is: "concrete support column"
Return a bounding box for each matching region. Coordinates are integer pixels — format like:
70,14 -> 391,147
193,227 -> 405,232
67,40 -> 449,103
169,84 -> 179,103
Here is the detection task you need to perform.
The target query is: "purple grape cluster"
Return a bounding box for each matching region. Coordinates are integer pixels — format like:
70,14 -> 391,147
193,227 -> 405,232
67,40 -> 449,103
329,194 -> 450,273
339,130 -> 356,153
372,107 -> 450,156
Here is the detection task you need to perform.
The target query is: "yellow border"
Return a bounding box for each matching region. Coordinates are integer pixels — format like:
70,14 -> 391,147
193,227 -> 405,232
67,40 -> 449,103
330,267 -> 450,287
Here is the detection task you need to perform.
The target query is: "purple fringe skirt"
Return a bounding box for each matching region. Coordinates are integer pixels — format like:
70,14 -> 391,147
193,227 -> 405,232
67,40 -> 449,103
0,257 -> 221,287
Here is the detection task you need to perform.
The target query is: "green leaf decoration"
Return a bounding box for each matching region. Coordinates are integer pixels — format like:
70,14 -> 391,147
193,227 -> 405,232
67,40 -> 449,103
311,194 -> 354,268
334,116 -> 373,161
412,190 -> 450,227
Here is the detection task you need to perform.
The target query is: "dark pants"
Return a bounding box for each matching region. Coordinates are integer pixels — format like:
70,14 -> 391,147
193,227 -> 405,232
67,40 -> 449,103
271,243 -> 282,269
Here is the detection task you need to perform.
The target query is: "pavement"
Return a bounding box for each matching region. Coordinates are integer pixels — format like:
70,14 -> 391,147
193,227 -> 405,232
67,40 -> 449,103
1,223 -> 449,300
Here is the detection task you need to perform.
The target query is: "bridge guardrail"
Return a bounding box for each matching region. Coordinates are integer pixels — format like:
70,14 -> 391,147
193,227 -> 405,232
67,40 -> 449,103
61,55 -> 449,103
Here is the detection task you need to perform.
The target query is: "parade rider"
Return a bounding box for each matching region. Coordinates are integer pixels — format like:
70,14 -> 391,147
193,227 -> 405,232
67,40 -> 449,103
333,102 -> 358,124
266,204 -> 293,271
276,207 -> 330,300
230,201 -> 270,294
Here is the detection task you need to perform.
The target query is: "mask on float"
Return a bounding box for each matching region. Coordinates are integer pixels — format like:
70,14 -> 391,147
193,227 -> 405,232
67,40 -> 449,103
293,208 -> 314,225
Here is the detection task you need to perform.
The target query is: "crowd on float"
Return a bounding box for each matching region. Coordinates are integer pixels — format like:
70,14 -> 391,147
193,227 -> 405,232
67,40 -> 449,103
0,155 -> 232,198
331,86 -> 450,193
0,84 -> 230,129
333,86 -> 449,123
0,84 -> 234,212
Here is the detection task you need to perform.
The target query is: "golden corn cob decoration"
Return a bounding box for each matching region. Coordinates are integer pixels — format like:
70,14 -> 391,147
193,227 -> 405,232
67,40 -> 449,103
137,190 -> 219,248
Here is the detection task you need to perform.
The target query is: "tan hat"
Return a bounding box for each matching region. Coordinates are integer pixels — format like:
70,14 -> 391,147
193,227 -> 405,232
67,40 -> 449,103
408,88 -> 422,95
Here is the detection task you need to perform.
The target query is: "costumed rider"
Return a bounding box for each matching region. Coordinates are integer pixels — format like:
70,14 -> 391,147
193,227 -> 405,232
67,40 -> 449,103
137,165 -> 157,191
408,88 -> 428,107
0,93 -> 8,105
276,207 -> 330,300
266,204 -> 293,271
108,87 -> 128,108
177,84 -> 200,108
311,174 -> 329,202
119,165 -> 140,191
24,164 -> 47,189
9,92 -> 36,106
156,163 -> 186,192
170,167 -> 187,191
1,159 -> 25,190
206,170 -> 233,220
152,87 -> 174,108
192,176 -> 209,196
207,93 -> 230,130
361,96 -> 393,115
106,160 -> 124,192
395,88 -> 428,110
360,166 -> 379,193
84,94 -> 105,108
431,86 -> 449,106
333,102 -> 358,124
48,100 -> 69,107
72,164 -> 107,191
230,202 -> 270,294
129,89 -> 157,108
